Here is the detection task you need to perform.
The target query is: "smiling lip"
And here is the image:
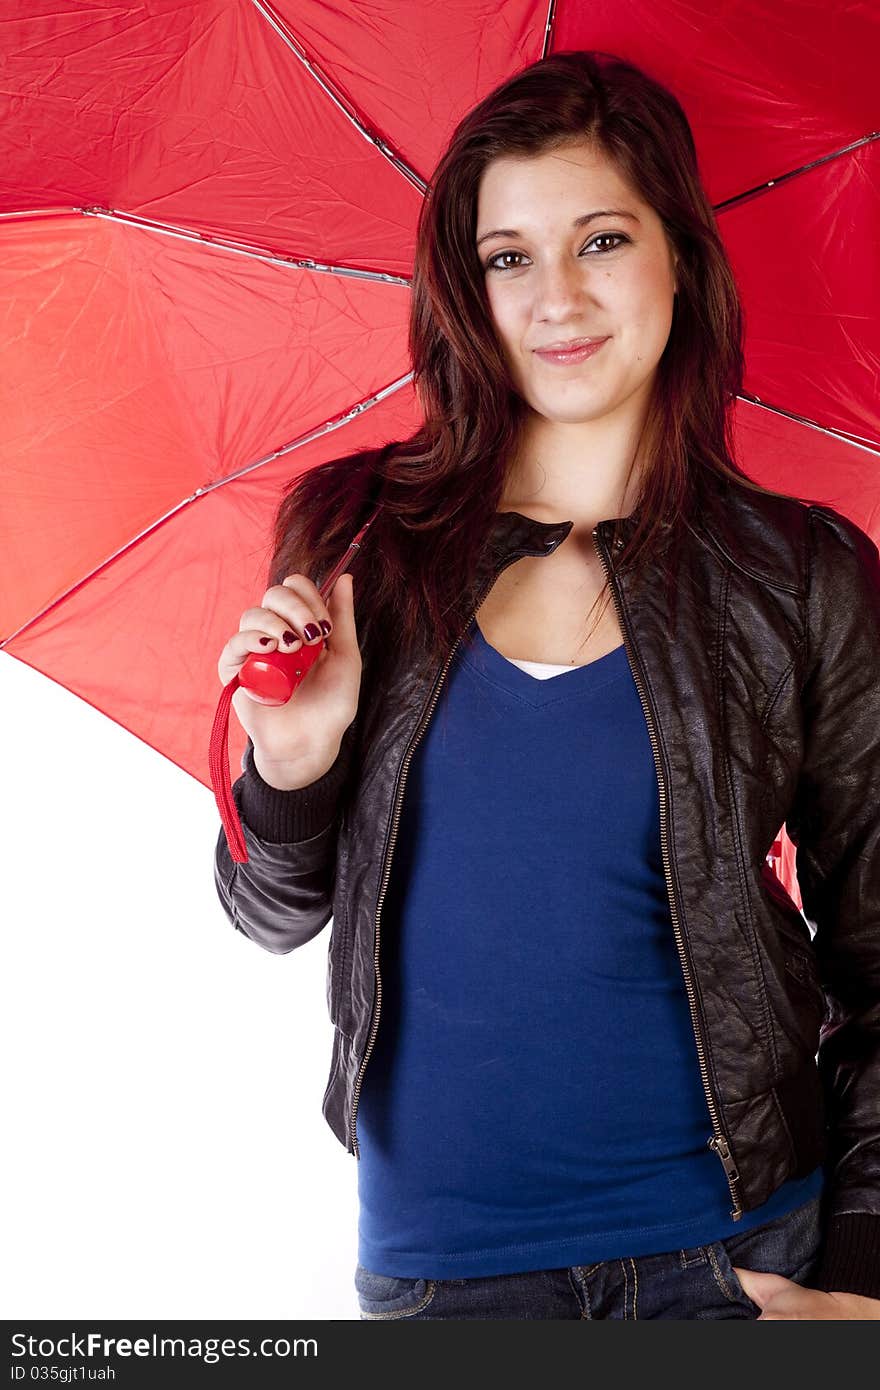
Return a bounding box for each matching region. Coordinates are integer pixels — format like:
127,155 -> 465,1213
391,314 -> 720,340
533,337 -> 609,364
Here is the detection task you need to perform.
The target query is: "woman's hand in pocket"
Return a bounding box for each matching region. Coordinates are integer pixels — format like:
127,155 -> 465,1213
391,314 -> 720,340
731,1266 -> 880,1319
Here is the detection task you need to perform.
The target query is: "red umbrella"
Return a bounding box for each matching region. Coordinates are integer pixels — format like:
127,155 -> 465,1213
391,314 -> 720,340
2,1 -> 879,910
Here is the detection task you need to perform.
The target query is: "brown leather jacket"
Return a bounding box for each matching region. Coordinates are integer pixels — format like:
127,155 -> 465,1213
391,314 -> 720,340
214,462 -> 880,1299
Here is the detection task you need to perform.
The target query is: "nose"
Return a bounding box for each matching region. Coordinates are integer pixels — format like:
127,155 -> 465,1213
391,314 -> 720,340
532,256 -> 589,320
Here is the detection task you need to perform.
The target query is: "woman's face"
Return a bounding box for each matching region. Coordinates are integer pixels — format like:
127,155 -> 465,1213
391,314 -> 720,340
475,140 -> 678,427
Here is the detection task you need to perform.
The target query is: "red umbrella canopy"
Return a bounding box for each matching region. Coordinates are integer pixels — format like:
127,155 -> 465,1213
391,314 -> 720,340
1,1 -> 879,908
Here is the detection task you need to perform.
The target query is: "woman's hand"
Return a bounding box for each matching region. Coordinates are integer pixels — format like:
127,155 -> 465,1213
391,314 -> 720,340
732,1266 -> 880,1319
218,570 -> 362,775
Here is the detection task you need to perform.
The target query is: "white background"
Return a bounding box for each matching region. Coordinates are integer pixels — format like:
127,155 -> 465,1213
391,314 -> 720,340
2,652 -> 361,1320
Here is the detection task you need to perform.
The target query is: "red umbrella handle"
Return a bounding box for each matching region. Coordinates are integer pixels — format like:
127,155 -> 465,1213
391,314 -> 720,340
209,502 -> 381,864
239,638 -> 325,705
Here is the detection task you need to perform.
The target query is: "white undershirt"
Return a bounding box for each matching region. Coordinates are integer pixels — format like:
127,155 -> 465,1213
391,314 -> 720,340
505,656 -> 574,680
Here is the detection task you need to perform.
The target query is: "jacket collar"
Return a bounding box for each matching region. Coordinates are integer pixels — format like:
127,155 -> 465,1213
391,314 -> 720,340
484,465 -> 762,575
485,481 -> 689,566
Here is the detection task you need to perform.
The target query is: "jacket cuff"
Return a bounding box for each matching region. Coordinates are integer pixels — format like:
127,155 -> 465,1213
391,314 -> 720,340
234,730 -> 354,843
812,1212 -> 880,1299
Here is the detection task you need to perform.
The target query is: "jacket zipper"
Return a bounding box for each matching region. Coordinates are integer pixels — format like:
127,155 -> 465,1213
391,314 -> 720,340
592,526 -> 744,1220
348,555 -> 525,1157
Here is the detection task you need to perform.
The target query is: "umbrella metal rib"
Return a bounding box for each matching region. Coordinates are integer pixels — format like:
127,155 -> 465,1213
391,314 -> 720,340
248,0 -> 428,194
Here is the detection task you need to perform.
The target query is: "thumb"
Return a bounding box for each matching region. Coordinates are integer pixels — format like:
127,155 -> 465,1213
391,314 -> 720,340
326,571 -> 356,648
730,1266 -> 791,1308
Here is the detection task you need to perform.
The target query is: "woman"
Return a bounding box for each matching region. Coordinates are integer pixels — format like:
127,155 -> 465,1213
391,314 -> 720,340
214,52 -> 880,1318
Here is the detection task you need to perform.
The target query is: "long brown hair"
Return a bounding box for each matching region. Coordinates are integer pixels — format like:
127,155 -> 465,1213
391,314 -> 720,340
269,49 -> 817,675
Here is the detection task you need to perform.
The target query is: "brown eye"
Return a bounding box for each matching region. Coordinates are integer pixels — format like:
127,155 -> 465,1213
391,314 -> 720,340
485,250 -> 526,272
584,233 -> 629,254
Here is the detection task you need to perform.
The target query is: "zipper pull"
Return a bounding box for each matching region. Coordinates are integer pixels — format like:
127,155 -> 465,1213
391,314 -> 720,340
707,1134 -> 740,1183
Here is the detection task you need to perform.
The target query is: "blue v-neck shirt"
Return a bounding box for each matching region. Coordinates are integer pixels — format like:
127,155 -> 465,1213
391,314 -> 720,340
355,618 -> 823,1278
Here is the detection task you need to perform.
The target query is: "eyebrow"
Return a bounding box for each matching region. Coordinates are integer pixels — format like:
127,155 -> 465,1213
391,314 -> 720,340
475,210 -> 640,249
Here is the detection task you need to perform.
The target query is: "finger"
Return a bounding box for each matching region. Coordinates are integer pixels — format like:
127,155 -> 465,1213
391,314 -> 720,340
240,600 -> 314,648
276,573 -> 334,640
219,628 -> 282,686
257,583 -> 329,646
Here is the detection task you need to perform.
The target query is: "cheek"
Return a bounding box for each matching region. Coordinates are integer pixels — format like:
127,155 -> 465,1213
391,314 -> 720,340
487,289 -> 523,345
623,290 -> 674,356
634,271 -> 675,319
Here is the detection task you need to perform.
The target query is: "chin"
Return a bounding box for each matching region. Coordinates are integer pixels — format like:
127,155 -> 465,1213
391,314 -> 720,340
529,392 -> 616,424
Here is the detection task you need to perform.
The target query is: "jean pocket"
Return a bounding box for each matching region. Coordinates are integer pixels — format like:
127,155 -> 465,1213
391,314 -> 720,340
706,1239 -> 761,1310
354,1262 -> 437,1319
709,1194 -> 823,1306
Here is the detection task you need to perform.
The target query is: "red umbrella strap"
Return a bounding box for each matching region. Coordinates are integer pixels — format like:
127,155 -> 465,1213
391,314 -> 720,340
209,674 -> 249,864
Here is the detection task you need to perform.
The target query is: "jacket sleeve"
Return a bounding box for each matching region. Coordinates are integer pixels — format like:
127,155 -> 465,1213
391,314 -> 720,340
785,502 -> 880,1300
213,722 -> 357,955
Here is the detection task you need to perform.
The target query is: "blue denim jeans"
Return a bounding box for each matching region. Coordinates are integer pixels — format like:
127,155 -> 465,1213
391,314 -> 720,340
354,1193 -> 823,1319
